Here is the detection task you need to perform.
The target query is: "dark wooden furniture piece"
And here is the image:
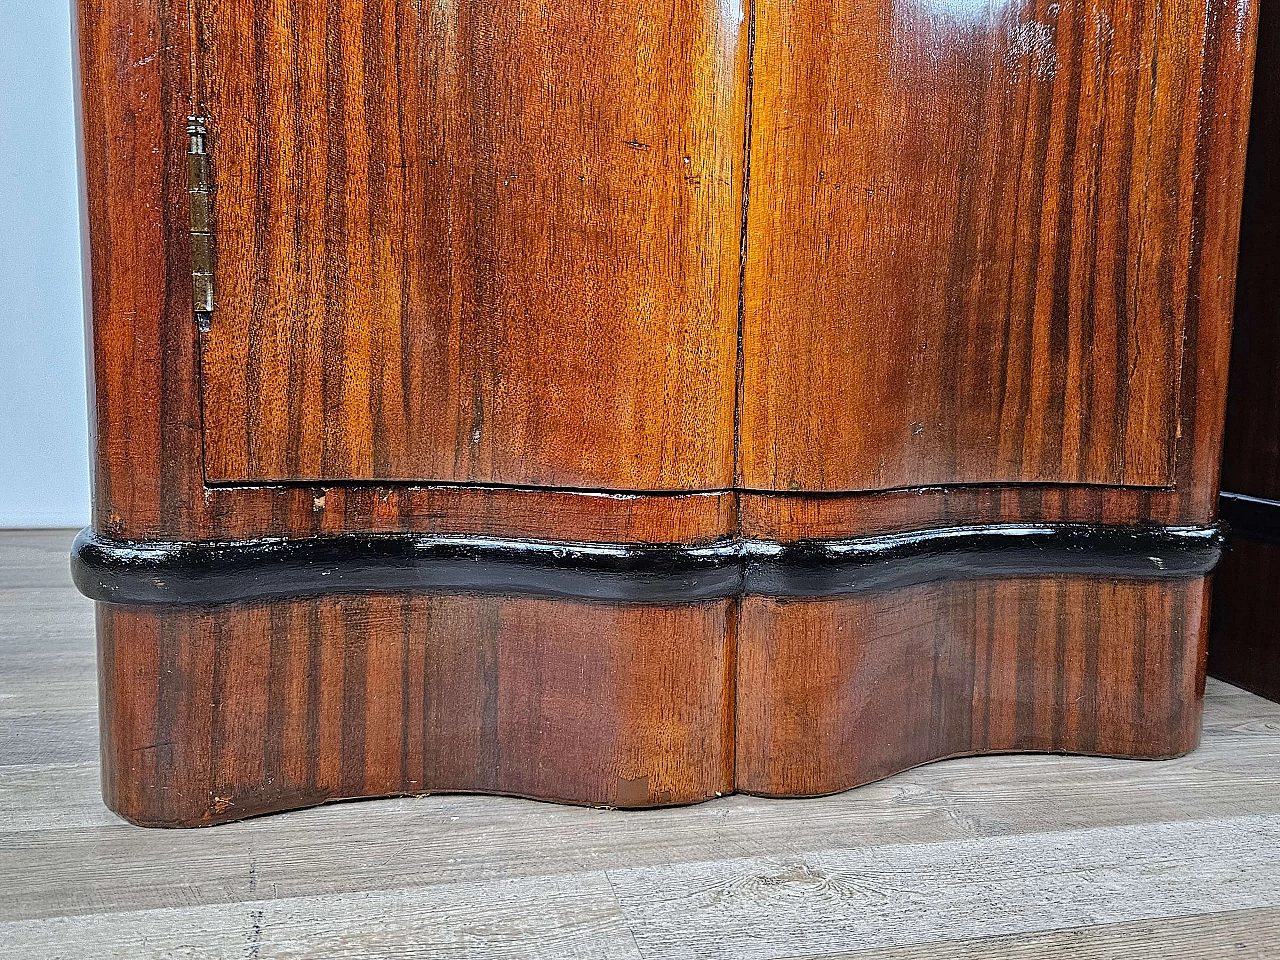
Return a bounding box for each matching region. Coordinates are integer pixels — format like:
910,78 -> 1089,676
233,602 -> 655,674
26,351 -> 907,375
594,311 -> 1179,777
1211,0 -> 1280,704
72,0 -> 1259,826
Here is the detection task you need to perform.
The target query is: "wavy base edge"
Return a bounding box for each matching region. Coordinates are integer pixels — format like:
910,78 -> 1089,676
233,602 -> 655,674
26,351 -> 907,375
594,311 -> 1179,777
86,522 -> 1215,826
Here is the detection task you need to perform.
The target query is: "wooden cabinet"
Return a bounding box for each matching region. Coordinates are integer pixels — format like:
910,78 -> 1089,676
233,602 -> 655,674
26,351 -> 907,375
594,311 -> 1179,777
73,0 -> 1258,825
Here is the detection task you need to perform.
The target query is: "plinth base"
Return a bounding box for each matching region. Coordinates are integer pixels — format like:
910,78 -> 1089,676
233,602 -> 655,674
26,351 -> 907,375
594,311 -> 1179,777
76,524 -> 1218,826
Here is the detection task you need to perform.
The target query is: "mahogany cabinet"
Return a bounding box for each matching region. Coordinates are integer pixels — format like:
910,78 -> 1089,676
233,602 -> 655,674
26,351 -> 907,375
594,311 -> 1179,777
71,0 -> 1258,825
1211,0 -> 1280,704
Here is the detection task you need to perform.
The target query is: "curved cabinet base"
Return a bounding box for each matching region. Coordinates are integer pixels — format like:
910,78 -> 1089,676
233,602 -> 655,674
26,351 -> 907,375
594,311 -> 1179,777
98,597 -> 737,827
736,577 -> 1209,797
96,574 -> 1209,827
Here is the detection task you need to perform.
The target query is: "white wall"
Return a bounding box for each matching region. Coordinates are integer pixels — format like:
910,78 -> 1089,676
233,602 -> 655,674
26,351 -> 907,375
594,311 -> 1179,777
0,0 -> 90,528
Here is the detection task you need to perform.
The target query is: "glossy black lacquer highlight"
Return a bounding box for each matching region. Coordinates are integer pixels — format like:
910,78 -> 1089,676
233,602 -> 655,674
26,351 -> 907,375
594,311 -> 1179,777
72,523 -> 1224,607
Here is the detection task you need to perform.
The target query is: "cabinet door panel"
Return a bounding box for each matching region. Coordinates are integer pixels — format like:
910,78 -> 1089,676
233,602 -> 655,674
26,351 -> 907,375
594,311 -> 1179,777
740,0 -> 1205,492
197,0 -> 746,489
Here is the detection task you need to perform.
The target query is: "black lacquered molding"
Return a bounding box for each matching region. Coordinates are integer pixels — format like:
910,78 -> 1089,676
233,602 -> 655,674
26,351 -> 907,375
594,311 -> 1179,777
1219,491 -> 1280,544
744,523 -> 1224,597
71,523 -> 1225,607
71,532 -> 742,606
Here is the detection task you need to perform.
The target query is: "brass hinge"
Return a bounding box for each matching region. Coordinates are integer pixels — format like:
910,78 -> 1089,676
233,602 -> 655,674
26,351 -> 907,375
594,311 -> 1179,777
186,117 -> 214,331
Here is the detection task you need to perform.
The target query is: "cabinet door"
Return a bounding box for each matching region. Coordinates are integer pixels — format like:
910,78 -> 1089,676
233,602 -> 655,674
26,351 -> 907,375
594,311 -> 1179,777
197,0 -> 746,490
740,0 -> 1207,492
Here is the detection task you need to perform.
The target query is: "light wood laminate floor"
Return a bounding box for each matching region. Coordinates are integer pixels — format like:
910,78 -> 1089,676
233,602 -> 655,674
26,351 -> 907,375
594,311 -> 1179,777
2,529 -> 1279,959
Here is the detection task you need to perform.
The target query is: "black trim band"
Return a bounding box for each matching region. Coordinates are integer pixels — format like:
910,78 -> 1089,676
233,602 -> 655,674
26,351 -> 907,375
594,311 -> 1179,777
1219,491 -> 1280,545
71,523 -> 1225,607
745,524 -> 1223,597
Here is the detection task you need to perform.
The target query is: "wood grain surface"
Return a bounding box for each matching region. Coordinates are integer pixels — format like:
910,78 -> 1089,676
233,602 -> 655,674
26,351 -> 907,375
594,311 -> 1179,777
737,576 -> 1208,796
99,596 -> 736,826
195,0 -> 746,488
75,0 -> 1253,541
739,485 -> 1219,542
739,0 -> 1258,493
92,568 -> 1214,824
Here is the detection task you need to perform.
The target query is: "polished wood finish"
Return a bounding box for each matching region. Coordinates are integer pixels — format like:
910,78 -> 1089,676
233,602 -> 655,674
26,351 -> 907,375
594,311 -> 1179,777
74,0 -> 1258,825
738,577 -> 1208,795
196,0 -> 745,488
740,484 -> 1219,543
100,597 -> 736,826
76,0 -> 1252,543
76,0 -> 743,543
99,573 -> 1211,825
740,0 -> 1256,493
1208,0 -> 1280,702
